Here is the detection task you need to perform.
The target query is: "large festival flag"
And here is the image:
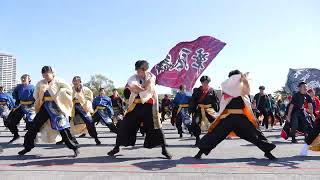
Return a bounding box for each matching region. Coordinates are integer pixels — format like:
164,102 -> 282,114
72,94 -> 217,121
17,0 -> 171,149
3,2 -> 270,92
285,68 -> 320,93
151,36 -> 226,90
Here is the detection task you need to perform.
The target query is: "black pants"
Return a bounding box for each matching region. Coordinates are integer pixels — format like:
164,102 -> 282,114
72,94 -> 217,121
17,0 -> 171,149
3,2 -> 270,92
92,113 -> 118,134
115,103 -> 165,148
161,106 -> 170,121
7,106 -> 32,136
305,121 -> 320,145
197,114 -> 276,155
2,116 -> 8,128
257,108 -> 269,129
23,105 -> 78,151
75,109 -> 98,139
290,111 -> 310,137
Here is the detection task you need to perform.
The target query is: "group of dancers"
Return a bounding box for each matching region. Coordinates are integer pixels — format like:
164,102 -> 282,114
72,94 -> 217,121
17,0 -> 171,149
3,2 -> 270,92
0,60 -> 319,160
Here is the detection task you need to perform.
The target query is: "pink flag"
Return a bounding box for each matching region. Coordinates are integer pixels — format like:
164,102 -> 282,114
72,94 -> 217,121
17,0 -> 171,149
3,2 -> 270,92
151,36 -> 226,90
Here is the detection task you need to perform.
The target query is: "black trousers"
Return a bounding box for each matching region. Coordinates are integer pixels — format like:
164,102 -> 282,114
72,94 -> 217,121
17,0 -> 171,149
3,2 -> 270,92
161,106 -> 170,121
197,114 -> 276,155
7,106 -> 32,136
92,113 -> 118,134
23,105 -> 78,151
290,111 -> 310,137
305,121 -> 320,145
115,103 -> 166,148
74,109 -> 98,139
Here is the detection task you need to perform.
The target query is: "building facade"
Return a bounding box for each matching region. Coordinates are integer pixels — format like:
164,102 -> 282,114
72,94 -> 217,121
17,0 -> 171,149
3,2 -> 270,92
0,52 -> 17,92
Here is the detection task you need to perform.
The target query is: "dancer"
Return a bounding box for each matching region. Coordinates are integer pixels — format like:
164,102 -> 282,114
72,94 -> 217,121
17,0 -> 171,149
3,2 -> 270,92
0,85 -> 15,129
171,85 -> 192,138
253,86 -> 270,130
18,66 -> 79,157
287,82 -> 314,143
194,70 -> 277,160
7,74 -> 35,143
189,75 -> 220,145
161,94 -> 171,122
107,60 -> 172,159
110,88 -> 125,128
92,88 -> 118,134
70,76 -> 101,145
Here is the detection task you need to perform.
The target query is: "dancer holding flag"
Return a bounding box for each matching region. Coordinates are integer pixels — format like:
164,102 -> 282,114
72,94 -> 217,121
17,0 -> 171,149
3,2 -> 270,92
194,70 -> 277,160
189,76 -> 220,145
108,60 -> 172,159
150,36 -> 226,145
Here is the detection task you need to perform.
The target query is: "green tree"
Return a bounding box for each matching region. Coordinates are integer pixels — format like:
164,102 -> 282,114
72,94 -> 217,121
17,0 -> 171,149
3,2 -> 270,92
84,74 -> 115,97
115,87 -> 125,97
274,87 -> 290,100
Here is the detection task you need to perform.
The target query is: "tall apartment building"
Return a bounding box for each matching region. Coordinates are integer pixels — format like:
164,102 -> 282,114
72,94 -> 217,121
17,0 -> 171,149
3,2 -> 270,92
0,52 -> 17,92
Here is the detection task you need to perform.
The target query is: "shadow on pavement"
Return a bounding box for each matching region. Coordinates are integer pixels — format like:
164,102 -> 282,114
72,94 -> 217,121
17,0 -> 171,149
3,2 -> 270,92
0,142 -> 116,150
247,155 -> 320,169
131,155 -> 320,171
241,139 -> 305,146
1,155 -> 69,161
11,156 -> 155,167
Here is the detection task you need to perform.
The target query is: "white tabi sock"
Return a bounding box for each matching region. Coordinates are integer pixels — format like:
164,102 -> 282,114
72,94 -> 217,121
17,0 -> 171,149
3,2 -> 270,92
300,144 -> 309,156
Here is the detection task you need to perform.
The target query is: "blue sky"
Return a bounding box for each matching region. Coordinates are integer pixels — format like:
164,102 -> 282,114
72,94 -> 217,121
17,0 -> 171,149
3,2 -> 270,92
1,0 -> 319,94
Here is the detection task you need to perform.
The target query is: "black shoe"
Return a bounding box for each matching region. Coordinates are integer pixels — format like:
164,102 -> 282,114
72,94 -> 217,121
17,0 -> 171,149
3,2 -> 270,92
162,150 -> 172,159
79,133 -> 86,138
264,152 -> 277,161
179,134 -> 183,138
56,140 -> 64,145
73,149 -> 80,157
194,151 -> 203,159
95,139 -> 101,145
18,148 -> 31,155
107,148 -> 120,156
8,134 -> 20,144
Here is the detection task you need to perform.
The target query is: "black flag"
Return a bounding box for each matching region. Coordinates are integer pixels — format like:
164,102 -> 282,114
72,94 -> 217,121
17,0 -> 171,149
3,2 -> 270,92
285,68 -> 320,93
